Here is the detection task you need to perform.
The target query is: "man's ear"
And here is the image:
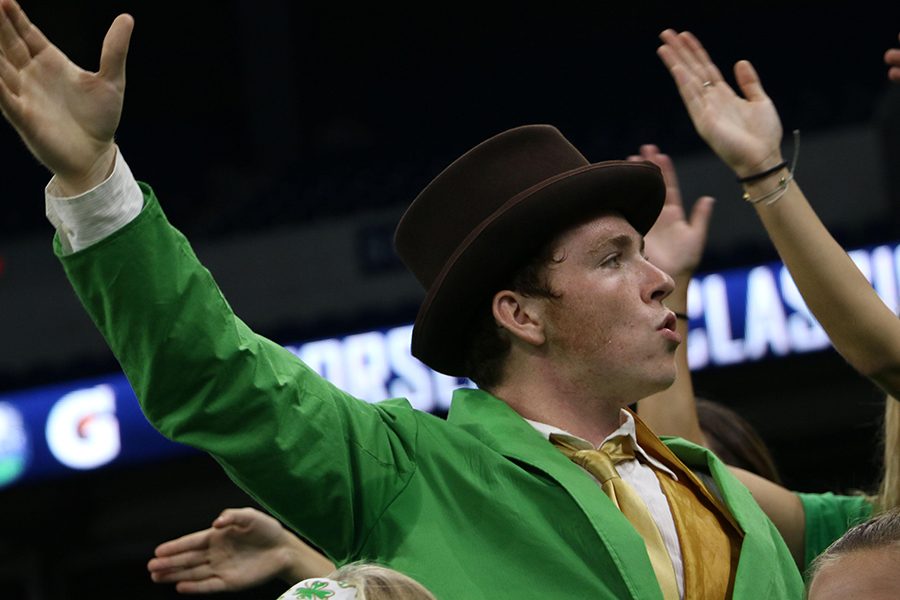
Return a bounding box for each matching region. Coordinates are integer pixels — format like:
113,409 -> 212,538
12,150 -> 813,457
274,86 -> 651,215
492,289 -> 546,347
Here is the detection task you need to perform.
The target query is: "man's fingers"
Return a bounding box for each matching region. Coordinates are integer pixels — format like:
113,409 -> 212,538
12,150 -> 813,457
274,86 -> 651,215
213,507 -> 255,528
98,13 -> 133,84
150,562 -> 216,584
886,48 -> 900,66
689,195 -> 715,234
0,50 -> 19,93
175,579 -> 228,594
888,39 -> 900,81
659,29 -> 739,108
0,64 -> 21,124
630,146 -> 684,211
228,507 -> 261,526
658,30 -> 697,77
4,0 -> 48,58
679,30 -> 725,85
175,578 -> 229,594
148,549 -> 210,573
154,529 -> 211,557
734,60 -> 767,101
642,150 -> 669,168
638,144 -> 660,158
659,29 -> 708,84
0,2 -> 29,68
657,49 -> 703,111
657,43 -> 707,109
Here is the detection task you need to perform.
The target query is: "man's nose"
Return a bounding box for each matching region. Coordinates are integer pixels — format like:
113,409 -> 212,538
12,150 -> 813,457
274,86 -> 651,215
646,261 -> 675,303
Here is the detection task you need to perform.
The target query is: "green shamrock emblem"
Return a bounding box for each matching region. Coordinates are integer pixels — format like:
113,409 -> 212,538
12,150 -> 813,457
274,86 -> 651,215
293,580 -> 335,599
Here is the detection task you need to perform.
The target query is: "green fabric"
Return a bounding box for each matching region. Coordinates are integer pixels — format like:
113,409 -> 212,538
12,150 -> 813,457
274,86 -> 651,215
58,186 -> 805,599
797,491 -> 873,574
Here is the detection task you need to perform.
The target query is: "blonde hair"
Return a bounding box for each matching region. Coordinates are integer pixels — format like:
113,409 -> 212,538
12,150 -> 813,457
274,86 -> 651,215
329,562 -> 437,600
808,507 -> 900,579
875,398 -> 900,512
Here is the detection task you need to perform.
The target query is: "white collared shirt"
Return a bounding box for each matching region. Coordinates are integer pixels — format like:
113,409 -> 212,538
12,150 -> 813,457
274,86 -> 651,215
526,410 -> 685,598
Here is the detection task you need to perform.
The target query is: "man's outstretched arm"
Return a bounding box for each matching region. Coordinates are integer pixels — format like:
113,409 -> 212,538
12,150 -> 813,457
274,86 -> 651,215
0,1 -> 416,563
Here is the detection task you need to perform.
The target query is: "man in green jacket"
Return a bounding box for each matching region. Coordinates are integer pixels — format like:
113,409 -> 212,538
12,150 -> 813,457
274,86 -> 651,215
0,2 -> 803,598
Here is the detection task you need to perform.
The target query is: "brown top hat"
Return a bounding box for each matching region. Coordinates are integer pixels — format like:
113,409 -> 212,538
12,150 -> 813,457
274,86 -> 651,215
393,124 -> 665,377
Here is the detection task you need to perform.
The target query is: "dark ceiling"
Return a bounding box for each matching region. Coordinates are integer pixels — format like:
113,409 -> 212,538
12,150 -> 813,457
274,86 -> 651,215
3,1 -> 899,243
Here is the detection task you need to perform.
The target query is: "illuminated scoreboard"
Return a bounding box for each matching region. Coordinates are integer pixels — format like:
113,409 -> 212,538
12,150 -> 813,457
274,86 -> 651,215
287,325 -> 469,412
2,241 -> 900,489
685,245 -> 900,369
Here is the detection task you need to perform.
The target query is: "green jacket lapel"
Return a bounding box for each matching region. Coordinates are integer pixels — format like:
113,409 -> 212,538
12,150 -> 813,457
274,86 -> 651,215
447,388 -> 662,599
661,437 -> 802,597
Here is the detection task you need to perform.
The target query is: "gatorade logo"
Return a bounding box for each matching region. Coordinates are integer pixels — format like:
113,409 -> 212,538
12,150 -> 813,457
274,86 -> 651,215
45,385 -> 120,470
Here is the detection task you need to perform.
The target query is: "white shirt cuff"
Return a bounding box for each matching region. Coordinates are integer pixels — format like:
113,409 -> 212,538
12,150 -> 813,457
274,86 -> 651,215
45,147 -> 144,255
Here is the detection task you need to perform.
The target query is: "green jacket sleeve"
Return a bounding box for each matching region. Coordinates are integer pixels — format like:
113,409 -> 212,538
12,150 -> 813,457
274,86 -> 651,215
797,491 -> 873,574
56,185 -> 417,563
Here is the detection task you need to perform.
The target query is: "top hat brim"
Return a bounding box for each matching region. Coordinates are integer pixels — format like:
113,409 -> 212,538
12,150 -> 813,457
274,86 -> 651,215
410,159 -> 665,377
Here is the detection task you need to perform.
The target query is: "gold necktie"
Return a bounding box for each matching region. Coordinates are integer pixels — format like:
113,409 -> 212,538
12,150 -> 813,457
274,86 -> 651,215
550,434 -> 680,600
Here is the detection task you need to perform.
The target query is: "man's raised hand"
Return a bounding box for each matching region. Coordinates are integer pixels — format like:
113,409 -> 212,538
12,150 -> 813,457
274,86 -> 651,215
656,28 -> 784,178
0,0 -> 133,194
629,144 -> 713,284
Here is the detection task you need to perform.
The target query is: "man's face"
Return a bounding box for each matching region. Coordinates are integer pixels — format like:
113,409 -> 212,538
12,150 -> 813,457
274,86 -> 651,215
538,212 -> 679,403
808,547 -> 900,600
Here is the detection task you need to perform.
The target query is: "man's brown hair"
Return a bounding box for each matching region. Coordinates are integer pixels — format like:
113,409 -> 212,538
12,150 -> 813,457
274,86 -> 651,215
464,241 -> 563,389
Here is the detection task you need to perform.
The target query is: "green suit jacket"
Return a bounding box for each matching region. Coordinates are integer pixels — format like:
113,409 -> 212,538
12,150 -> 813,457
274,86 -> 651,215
59,187 -> 804,599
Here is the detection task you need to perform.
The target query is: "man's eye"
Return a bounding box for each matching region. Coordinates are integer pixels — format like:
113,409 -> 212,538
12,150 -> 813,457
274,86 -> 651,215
601,254 -> 622,267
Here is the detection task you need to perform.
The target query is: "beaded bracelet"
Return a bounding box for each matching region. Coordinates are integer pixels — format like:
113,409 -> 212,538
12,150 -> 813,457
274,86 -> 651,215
742,173 -> 794,205
742,130 -> 800,206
